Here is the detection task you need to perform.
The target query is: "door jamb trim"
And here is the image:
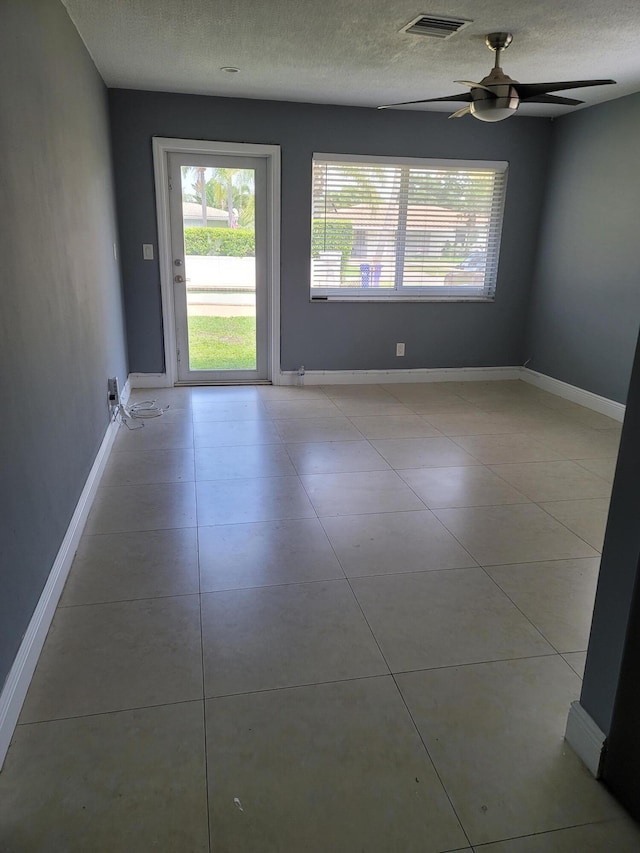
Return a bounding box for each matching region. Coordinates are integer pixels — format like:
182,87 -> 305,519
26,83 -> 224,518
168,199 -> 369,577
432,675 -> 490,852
152,137 -> 281,386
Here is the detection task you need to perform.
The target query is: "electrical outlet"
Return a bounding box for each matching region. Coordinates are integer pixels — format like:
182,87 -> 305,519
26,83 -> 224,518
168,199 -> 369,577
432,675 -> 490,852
143,243 -> 154,260
396,342 -> 405,357
107,377 -> 120,408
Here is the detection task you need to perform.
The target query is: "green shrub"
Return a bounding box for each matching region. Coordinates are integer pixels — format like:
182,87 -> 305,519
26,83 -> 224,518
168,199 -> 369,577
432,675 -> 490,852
311,219 -> 354,259
184,227 -> 255,257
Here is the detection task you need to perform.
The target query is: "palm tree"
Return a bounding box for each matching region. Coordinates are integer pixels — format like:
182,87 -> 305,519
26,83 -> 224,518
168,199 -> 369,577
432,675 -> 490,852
182,166 -> 209,225
182,166 -> 257,229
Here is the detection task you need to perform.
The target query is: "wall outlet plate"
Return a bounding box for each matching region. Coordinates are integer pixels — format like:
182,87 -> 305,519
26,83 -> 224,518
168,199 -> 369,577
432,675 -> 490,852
396,343 -> 406,356
143,244 -> 154,260
107,376 -> 119,407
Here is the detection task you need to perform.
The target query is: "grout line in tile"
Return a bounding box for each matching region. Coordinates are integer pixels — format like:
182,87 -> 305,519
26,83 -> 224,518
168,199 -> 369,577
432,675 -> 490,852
194,490 -> 213,852
17,696 -> 205,728
533,500 -> 604,554
314,520 -> 474,848
204,672 -> 392,703
390,652 -> 563,679
58,590 -> 201,609
477,567 -> 565,655
470,816 -> 630,849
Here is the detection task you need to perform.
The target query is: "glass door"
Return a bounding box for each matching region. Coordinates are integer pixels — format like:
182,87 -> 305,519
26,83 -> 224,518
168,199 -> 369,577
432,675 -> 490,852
168,153 -> 268,382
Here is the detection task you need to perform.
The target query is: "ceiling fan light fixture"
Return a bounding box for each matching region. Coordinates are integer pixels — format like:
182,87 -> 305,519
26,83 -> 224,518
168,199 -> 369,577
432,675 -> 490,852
469,88 -> 520,122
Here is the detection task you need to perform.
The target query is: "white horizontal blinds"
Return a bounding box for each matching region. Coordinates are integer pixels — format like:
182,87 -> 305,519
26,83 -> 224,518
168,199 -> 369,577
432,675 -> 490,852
312,161 -> 403,290
401,166 -> 506,297
311,156 -> 508,297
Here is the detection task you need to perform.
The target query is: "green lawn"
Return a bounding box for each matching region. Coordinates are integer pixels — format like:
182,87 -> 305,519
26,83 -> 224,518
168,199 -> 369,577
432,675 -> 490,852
187,315 -> 256,370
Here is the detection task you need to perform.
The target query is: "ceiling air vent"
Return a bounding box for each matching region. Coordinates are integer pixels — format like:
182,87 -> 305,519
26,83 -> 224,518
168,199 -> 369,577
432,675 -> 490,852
401,14 -> 472,39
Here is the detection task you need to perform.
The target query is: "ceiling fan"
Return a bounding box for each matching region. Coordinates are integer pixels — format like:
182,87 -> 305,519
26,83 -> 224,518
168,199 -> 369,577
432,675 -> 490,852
379,32 -> 616,122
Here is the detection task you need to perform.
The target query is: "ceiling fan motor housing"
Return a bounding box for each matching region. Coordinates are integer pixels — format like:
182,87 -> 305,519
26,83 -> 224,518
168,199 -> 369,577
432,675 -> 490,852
470,67 -> 520,122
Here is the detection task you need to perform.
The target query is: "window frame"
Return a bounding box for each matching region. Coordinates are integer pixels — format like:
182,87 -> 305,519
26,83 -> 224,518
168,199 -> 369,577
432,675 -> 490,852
310,153 -> 509,303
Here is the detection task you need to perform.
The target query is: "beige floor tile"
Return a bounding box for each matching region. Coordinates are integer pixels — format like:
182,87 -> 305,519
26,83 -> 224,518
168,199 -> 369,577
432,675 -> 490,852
396,657 -> 625,845
61,528 -> 199,606
399,466 -> 529,508
196,476 -> 315,525
410,399 -> 486,415
85,482 -> 197,534
192,385 -> 262,402
275,416 -> 364,443
485,558 -> 600,652
201,581 -> 387,696
321,384 -> 397,400
193,418 -> 282,447
488,461 -> 611,502
535,397 -> 623,431
205,678 -> 468,853
332,398 -> 414,416
433,504 -> 599,565
380,382 -> 465,401
540,498 -> 610,550
300,469 -> 426,516
100,448 -> 195,486
347,414 -> 442,439
128,386 -> 194,409
454,381 -> 541,403
476,819 -> 640,852
370,437 -> 479,469
194,443 -> 296,480
263,399 -> 342,419
351,568 -> 553,671
575,456 -> 618,483
257,385 -> 329,400
527,423 -> 621,459
190,399 -> 269,422
21,596 -> 203,722
113,418 -> 194,452
472,399 -> 559,417
0,702 -> 209,853
424,412 -> 530,436
285,440 -> 390,474
198,518 -> 344,591
451,433 -> 564,464
321,510 -> 476,577
562,651 -> 587,678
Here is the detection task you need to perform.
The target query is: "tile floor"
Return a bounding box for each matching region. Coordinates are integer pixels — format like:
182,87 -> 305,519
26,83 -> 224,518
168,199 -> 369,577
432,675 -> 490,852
2,379 -> 639,852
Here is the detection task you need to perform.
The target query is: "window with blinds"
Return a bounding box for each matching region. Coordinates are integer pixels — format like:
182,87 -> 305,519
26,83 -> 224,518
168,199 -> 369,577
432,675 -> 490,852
311,154 -> 508,300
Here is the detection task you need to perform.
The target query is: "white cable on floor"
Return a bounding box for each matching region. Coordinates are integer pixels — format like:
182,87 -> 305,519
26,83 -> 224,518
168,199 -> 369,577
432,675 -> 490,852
128,400 -> 165,418
117,399 -> 168,429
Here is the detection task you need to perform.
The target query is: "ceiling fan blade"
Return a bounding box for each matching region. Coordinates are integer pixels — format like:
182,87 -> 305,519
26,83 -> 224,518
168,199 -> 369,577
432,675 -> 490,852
521,93 -> 584,106
454,80 -> 497,95
448,105 -> 472,119
377,93 -> 471,109
515,80 -> 615,99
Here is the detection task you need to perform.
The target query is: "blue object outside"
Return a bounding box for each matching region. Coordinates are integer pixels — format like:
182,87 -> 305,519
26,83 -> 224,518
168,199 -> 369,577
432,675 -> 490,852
360,263 -> 382,287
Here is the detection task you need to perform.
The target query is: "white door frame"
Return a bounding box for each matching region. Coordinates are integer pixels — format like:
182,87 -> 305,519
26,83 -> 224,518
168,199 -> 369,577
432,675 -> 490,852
152,137 -> 281,386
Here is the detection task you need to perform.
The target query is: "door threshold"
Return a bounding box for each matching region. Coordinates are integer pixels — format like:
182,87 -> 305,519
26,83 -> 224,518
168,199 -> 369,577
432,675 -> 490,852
174,380 -> 272,387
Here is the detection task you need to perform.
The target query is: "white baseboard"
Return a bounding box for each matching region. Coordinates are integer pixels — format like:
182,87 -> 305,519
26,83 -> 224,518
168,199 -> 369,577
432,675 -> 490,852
129,372 -> 172,389
522,369 -> 625,423
0,410 -> 122,770
565,700 -> 606,778
279,366 -> 523,386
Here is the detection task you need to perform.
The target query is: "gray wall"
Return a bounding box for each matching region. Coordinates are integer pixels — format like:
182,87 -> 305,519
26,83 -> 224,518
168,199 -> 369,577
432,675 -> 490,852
526,93 -> 640,404
109,90 -> 553,374
581,326 -> 640,735
0,1 -> 128,687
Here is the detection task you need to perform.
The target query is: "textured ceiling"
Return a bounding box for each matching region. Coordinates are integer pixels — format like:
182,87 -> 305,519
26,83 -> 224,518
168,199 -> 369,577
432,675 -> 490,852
62,0 -> 640,116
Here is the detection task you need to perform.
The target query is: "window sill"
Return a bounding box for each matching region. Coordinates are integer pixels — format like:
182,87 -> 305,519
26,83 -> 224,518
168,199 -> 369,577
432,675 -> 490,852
310,295 -> 496,303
